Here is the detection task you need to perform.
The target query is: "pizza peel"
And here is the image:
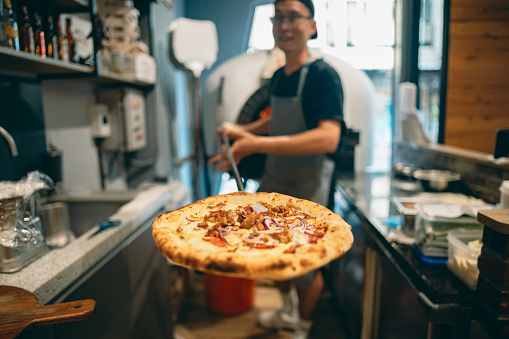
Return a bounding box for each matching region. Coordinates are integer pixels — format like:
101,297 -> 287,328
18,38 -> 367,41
220,131 -> 245,192
0,286 -> 96,338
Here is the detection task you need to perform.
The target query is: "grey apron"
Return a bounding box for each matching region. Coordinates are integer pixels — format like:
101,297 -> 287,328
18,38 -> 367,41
259,61 -> 334,207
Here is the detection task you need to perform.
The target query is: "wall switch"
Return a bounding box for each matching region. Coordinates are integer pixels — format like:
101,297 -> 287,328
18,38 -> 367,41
88,104 -> 112,138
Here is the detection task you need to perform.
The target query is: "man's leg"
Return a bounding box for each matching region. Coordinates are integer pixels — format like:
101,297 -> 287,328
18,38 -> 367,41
297,270 -> 324,320
258,280 -> 299,330
292,271 -> 324,339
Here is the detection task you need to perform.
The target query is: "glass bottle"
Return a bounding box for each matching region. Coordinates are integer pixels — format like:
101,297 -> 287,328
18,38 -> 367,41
33,12 -> 45,57
21,5 -> 33,53
2,0 -> 20,50
46,15 -> 57,59
0,0 -> 5,46
56,15 -> 65,60
65,17 -> 76,63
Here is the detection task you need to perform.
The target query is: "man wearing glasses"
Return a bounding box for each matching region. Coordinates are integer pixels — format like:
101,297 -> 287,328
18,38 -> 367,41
211,1 -> 345,337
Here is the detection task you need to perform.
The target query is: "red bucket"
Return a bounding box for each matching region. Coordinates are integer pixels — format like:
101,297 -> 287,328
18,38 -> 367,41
204,273 -> 255,314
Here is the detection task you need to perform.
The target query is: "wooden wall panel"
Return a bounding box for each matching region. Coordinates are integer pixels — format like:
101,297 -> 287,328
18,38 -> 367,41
444,0 -> 509,154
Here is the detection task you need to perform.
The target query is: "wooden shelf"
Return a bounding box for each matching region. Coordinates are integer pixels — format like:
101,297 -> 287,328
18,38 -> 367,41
0,1 -> 155,89
50,0 -> 89,8
96,70 -> 155,88
0,48 -> 154,88
0,47 -> 94,76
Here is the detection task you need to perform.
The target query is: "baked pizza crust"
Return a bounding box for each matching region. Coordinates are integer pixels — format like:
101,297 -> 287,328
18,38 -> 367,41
152,191 -> 353,280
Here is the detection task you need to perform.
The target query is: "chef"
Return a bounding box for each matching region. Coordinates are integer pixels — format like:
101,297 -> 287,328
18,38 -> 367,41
210,0 -> 345,337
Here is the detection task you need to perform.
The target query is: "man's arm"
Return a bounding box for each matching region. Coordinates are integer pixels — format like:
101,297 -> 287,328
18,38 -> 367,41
241,117 -> 271,135
209,119 -> 341,172
254,119 -> 340,155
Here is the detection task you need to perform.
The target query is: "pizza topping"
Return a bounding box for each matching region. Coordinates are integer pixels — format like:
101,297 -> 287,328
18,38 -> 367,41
197,221 -> 208,228
250,243 -> 275,249
284,244 -> 298,253
153,192 -> 353,281
203,228 -> 231,246
306,233 -> 324,243
268,228 -> 293,244
241,214 -> 258,229
218,229 -> 230,245
251,203 -> 268,213
289,218 -> 307,231
248,231 -> 260,238
204,236 -> 229,248
196,202 -> 327,250
263,217 -> 283,230
255,223 -> 266,231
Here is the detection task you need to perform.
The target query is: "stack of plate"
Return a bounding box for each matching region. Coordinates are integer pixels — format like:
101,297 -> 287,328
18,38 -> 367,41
414,203 -> 485,258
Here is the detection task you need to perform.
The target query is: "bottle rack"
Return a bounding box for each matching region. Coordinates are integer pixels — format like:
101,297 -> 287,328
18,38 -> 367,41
0,0 -> 154,88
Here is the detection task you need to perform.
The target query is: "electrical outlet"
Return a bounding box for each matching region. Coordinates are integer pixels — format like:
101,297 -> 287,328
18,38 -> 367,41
98,88 -> 147,152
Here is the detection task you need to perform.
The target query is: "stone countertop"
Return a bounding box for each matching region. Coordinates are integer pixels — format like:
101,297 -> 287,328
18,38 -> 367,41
0,181 -> 190,305
335,172 -> 478,306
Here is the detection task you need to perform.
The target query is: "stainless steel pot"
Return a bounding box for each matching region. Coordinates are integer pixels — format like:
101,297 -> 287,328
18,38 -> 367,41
413,170 -> 461,192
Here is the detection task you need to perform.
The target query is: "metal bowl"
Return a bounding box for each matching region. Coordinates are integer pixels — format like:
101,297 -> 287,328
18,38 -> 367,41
413,170 -> 461,192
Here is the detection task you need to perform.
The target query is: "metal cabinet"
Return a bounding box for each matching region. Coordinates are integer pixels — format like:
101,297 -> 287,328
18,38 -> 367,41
333,179 -> 475,339
23,210 -> 178,339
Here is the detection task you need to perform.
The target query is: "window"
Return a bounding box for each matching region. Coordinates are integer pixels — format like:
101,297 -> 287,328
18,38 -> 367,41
248,4 -> 275,51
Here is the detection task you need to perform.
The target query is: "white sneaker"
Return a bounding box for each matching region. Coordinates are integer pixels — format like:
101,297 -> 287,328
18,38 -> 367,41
257,309 -> 299,330
292,320 -> 313,339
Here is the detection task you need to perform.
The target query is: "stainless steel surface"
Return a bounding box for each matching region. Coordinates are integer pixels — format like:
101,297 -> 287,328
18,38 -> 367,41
392,163 -> 416,181
0,126 -> 18,157
391,197 -> 418,236
361,246 -> 382,339
391,196 -> 439,236
412,170 -> 461,192
0,241 -> 49,273
336,173 -> 477,339
38,202 -> 75,248
40,199 -> 127,237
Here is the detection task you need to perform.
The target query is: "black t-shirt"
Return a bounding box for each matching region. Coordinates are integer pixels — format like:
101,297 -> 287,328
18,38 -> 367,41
269,58 -> 345,130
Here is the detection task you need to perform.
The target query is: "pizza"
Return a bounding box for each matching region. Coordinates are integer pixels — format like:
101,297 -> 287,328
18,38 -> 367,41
152,191 -> 353,280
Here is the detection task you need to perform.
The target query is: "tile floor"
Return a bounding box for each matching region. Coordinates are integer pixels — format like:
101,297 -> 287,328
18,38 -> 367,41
175,273 -> 348,339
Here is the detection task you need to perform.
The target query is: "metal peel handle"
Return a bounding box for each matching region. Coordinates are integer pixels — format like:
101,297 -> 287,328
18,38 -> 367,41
221,132 -> 245,192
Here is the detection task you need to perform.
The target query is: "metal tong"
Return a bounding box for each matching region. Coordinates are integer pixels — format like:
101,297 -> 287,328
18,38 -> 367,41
220,131 -> 245,192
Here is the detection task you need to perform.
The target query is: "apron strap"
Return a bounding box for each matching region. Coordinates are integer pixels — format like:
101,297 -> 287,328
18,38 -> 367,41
296,64 -> 309,97
270,55 -> 313,97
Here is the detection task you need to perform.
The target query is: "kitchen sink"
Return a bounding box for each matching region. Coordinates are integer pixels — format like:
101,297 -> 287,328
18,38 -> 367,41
38,192 -> 137,239
0,196 -> 131,272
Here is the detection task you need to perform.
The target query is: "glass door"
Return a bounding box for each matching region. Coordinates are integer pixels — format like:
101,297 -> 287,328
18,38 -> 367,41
417,0 -> 445,143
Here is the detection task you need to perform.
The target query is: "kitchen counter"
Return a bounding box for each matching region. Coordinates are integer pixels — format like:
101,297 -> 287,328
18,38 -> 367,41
0,181 -> 189,305
334,172 -> 478,338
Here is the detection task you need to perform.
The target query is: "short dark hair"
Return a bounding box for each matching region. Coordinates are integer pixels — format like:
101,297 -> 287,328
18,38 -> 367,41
275,0 -> 315,17
274,0 -> 317,39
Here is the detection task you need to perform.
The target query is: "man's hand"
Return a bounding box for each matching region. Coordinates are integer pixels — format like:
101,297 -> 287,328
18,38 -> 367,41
209,123 -> 259,172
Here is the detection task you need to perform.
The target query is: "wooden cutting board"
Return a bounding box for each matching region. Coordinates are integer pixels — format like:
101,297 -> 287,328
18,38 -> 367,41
0,286 -> 96,338
477,209 -> 509,234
